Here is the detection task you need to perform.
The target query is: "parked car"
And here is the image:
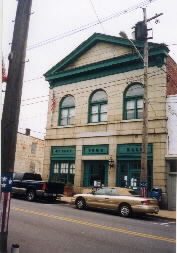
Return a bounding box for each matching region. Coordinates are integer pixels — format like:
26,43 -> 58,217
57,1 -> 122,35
71,187 -> 159,217
12,172 -> 64,201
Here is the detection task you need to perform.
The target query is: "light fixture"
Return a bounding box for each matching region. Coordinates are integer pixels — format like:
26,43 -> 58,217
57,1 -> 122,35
109,156 -> 114,168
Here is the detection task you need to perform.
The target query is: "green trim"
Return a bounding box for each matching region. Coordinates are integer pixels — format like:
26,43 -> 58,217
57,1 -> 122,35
47,50 -> 167,88
51,146 -> 76,160
116,160 -> 152,190
88,89 -> 108,123
83,144 -> 109,155
46,48 -> 167,81
117,144 -> 153,160
123,83 -> 144,120
58,95 -> 75,126
49,160 -> 75,184
44,33 -> 169,77
83,160 -> 108,187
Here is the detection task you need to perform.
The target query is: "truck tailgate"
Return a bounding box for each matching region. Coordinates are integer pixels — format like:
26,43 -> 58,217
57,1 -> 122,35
46,182 -> 64,194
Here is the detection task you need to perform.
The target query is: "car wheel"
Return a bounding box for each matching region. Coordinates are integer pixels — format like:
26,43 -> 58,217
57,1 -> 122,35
26,190 -> 35,201
119,204 -> 132,217
76,198 -> 86,210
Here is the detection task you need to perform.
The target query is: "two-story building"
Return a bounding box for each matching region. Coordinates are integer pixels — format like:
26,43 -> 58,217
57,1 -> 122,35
14,129 -> 44,175
42,33 -> 177,208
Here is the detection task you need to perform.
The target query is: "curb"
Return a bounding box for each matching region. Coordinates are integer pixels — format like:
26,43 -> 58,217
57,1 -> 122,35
60,198 -> 176,221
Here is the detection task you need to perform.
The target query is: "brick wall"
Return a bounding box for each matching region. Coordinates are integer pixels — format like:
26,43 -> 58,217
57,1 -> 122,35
166,56 -> 177,95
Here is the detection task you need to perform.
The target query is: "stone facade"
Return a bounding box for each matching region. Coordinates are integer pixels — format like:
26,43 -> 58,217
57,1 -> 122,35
43,33 -> 176,208
14,131 -> 44,175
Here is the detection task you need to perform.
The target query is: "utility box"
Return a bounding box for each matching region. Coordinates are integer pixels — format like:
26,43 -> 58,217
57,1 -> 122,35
149,188 -> 162,202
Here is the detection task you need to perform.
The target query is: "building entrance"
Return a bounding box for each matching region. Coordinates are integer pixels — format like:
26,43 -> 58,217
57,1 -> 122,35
83,160 -> 108,187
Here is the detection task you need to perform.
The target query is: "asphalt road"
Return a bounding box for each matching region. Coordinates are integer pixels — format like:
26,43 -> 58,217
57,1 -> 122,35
7,198 -> 176,253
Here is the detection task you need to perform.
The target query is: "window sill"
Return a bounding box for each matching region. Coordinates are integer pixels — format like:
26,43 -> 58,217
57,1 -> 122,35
56,125 -> 75,128
87,121 -> 108,126
120,119 -> 143,123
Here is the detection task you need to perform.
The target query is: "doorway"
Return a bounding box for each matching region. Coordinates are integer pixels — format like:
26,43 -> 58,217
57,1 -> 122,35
83,160 -> 108,187
117,160 -> 152,190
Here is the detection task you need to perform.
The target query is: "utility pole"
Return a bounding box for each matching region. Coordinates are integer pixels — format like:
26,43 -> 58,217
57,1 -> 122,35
140,8 -> 149,197
120,10 -> 163,197
139,9 -> 163,197
0,0 -> 32,252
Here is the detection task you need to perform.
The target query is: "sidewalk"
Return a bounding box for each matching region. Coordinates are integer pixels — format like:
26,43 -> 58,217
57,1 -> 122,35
60,196 -> 176,220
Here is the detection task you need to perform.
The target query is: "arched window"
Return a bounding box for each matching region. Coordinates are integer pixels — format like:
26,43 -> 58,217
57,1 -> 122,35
124,83 -> 144,120
59,95 -> 75,126
89,90 -> 108,123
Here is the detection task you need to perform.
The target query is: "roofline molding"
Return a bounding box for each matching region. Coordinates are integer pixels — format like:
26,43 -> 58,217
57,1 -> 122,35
44,33 -> 169,78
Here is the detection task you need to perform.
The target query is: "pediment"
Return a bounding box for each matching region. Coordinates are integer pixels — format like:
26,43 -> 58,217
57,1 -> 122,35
63,41 -> 133,71
44,33 -> 168,84
44,33 -> 144,78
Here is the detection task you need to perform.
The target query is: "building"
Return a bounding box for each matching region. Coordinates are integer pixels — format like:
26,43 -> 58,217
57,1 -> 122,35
14,129 -> 44,175
166,57 -> 177,210
43,33 -> 177,208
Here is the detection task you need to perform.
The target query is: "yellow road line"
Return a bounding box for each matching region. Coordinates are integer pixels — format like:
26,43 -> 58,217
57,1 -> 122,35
11,207 -> 176,244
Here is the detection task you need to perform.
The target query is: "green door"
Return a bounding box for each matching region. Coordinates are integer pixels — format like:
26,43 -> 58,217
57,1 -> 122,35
117,161 -> 140,189
83,161 -> 108,187
117,160 -> 152,190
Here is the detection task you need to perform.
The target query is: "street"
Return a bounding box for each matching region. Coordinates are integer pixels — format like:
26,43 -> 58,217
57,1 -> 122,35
7,198 -> 176,253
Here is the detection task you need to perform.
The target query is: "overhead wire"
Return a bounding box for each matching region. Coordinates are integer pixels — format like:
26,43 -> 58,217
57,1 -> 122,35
14,68 -> 169,106
88,0 -> 106,34
25,0 -> 157,51
20,72 -> 166,107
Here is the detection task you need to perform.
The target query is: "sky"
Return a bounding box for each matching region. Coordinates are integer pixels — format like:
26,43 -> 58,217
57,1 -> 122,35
2,0 -> 177,139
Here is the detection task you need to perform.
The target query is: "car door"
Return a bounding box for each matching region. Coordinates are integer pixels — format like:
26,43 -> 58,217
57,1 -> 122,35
104,189 -> 121,210
89,188 -> 114,209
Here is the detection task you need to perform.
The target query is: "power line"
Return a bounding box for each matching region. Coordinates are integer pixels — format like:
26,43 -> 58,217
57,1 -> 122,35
25,0 -> 157,51
88,0 -> 106,34
18,69 -> 168,106
2,67 -> 171,106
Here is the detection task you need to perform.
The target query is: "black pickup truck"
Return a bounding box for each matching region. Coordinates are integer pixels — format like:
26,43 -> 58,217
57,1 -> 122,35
12,172 -> 64,201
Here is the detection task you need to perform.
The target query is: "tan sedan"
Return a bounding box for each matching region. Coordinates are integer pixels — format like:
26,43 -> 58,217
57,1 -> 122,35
71,187 -> 159,217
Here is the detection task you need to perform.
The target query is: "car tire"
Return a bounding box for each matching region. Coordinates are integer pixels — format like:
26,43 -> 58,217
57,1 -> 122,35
76,198 -> 86,210
26,190 -> 36,201
119,204 -> 132,217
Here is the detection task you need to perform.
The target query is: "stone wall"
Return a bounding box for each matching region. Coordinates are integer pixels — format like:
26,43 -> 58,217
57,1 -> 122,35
14,132 -> 44,175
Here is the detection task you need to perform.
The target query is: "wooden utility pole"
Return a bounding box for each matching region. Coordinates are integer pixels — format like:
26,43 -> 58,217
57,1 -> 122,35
140,9 -> 163,197
140,8 -> 149,196
0,0 -> 32,252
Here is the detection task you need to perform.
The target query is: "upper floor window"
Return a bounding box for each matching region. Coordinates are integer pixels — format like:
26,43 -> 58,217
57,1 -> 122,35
31,143 -> 37,154
59,95 -> 75,126
89,90 -> 108,123
124,83 -> 144,120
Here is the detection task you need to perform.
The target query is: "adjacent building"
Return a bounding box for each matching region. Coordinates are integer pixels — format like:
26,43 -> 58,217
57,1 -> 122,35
42,33 -> 177,209
166,57 -> 177,210
14,129 -> 44,175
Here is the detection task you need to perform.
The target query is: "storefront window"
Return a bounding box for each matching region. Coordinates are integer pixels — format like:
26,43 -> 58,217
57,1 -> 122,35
50,161 -> 75,184
117,160 -> 152,190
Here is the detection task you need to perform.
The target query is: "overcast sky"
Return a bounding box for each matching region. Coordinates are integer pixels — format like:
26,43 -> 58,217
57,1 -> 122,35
2,0 -> 177,139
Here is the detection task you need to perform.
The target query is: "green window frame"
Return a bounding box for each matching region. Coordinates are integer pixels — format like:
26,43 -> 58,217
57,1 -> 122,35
50,161 -> 75,184
83,161 -> 108,187
117,144 -> 153,192
59,95 -> 75,126
88,89 -> 108,123
123,83 -> 144,120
